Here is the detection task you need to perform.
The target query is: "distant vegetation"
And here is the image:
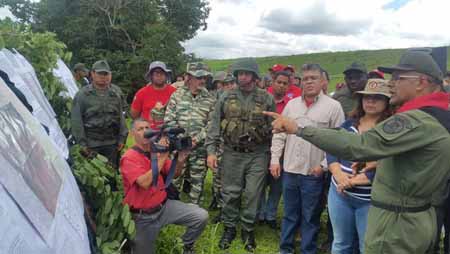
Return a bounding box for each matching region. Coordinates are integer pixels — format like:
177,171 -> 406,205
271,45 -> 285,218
206,47 -> 450,92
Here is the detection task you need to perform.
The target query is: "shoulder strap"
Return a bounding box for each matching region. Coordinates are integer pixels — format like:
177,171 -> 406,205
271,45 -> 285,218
419,106 -> 450,134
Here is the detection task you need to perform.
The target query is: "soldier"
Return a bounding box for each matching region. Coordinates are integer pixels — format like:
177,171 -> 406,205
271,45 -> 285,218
73,63 -> 90,87
206,58 -> 276,252
333,62 -> 368,117
265,48 -> 450,254
209,72 -> 236,219
71,60 -> 128,167
164,62 -> 216,205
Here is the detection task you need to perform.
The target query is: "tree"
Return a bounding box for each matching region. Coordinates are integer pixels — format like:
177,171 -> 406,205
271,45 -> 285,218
1,0 -> 210,100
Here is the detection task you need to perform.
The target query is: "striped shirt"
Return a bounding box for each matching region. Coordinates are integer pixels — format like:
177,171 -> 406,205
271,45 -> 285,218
326,119 -> 375,201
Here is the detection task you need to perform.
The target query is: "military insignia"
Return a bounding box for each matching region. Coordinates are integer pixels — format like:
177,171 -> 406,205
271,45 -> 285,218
368,81 -> 378,89
382,115 -> 412,134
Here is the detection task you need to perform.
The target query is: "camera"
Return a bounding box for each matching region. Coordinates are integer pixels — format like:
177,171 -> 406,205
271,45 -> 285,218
144,127 -> 192,153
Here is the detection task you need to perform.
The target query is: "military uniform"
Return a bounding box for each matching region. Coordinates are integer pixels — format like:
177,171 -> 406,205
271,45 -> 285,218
164,64 -> 215,205
71,60 -> 127,168
332,85 -> 355,116
206,59 -> 276,251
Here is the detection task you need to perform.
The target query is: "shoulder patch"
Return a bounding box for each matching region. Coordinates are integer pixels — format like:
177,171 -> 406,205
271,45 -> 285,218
382,115 -> 413,134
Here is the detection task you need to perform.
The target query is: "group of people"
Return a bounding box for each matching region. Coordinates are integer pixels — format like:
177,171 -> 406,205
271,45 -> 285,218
69,48 -> 450,254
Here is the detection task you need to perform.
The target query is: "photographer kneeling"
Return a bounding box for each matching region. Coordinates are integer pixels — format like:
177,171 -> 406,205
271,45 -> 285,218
120,118 -> 208,254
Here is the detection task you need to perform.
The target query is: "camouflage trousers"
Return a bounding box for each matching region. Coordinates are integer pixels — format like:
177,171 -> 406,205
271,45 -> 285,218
211,143 -> 224,208
173,146 -> 208,205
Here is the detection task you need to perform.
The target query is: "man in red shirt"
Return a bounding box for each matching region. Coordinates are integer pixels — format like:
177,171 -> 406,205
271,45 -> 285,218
120,118 -> 208,254
130,61 -> 176,129
258,71 -> 301,228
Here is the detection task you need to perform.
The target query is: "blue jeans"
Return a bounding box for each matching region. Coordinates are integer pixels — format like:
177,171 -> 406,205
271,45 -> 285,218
328,184 -> 370,254
258,171 -> 283,221
280,172 -> 324,254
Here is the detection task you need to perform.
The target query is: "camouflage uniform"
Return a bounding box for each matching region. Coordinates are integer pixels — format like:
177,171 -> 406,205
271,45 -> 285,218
164,63 -> 215,204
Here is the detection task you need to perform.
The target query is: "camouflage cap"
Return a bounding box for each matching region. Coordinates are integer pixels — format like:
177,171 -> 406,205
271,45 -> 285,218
378,48 -> 443,82
73,63 -> 89,73
223,73 -> 235,83
213,71 -> 227,83
356,79 -> 392,98
145,61 -> 169,80
92,60 -> 111,73
187,62 -> 212,78
343,62 -> 367,75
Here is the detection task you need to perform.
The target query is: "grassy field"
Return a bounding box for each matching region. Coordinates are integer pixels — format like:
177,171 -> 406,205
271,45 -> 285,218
205,47 -> 450,93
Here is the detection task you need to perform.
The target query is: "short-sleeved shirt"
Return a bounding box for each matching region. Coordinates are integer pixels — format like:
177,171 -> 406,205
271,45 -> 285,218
120,148 -> 171,209
131,84 -> 176,127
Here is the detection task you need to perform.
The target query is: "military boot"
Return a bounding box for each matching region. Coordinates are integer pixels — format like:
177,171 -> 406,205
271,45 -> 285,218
218,227 -> 236,250
182,243 -> 195,254
208,196 -> 219,211
241,230 -> 256,252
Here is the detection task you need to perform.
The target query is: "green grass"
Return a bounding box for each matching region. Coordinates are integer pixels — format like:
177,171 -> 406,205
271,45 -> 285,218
154,170 -> 331,254
205,47 -> 450,93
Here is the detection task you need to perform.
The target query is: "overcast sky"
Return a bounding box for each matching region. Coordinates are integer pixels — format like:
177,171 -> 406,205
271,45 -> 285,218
183,0 -> 450,59
1,0 -> 449,60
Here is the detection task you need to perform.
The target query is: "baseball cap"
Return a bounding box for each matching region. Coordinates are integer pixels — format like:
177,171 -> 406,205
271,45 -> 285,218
368,69 -> 385,79
356,79 -> 392,98
284,64 -> 296,73
213,71 -> 227,83
378,48 -> 443,82
269,64 -> 286,73
145,61 -> 170,80
187,62 -> 212,77
92,60 -> 111,73
343,62 -> 367,75
73,63 -> 89,73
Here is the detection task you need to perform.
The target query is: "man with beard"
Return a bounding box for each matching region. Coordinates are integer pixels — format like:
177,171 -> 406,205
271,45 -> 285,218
333,62 -> 368,117
130,61 -> 176,129
206,58 -> 276,252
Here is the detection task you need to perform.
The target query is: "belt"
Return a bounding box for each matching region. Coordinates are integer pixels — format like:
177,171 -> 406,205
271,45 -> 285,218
232,146 -> 253,153
130,199 -> 167,215
371,200 -> 431,213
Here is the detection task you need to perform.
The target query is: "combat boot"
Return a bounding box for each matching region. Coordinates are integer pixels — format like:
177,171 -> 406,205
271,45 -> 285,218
218,227 -> 236,250
182,243 -> 195,254
241,229 -> 256,252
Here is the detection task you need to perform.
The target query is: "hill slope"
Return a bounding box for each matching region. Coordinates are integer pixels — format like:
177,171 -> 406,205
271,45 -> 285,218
205,47 -> 450,91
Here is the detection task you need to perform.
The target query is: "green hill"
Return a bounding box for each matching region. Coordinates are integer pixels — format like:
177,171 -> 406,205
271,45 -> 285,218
205,47 -> 450,92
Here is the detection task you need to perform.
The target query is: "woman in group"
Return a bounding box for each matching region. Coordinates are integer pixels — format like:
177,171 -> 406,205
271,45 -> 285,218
327,78 -> 393,254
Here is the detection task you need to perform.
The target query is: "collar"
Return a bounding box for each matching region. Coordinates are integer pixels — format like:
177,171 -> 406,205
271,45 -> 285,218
302,91 -> 323,104
397,92 -> 449,113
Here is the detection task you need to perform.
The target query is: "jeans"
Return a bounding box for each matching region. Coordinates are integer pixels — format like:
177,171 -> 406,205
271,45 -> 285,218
258,171 -> 283,221
280,172 -> 324,254
328,184 -> 370,254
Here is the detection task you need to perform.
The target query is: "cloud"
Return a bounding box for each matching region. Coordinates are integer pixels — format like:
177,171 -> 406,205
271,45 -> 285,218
259,2 -> 372,36
0,7 -> 14,20
217,16 -> 237,26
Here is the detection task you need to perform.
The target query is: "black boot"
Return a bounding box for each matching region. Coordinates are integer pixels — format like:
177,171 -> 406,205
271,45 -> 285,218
208,196 -> 219,211
182,180 -> 191,194
218,227 -> 236,250
211,210 -> 222,224
241,230 -> 256,252
182,243 -> 195,254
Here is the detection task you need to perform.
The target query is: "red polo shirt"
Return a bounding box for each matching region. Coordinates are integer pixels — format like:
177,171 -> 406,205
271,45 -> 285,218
131,84 -> 176,128
120,148 -> 171,209
267,85 -> 302,113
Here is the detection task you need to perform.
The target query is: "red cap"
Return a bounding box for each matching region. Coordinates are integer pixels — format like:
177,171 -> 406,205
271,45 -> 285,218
269,64 -> 286,73
368,69 -> 385,79
284,64 -> 295,73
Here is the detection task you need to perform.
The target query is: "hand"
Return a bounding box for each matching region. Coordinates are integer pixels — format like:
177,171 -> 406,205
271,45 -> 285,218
351,161 -> 377,175
270,164 -> 281,179
117,143 -> 125,151
177,150 -> 190,163
263,111 -> 298,134
191,137 -> 198,149
207,155 -> 218,170
334,171 -> 353,191
309,166 -> 324,177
